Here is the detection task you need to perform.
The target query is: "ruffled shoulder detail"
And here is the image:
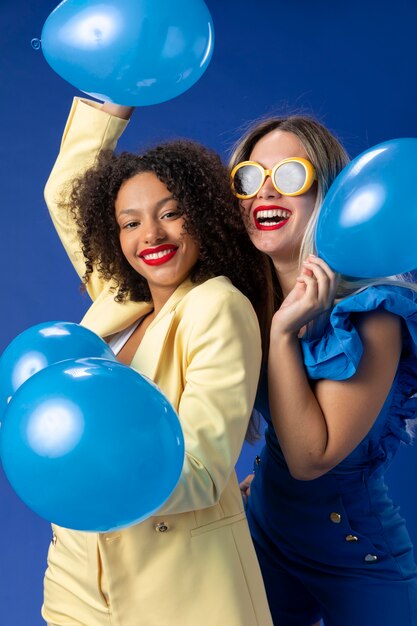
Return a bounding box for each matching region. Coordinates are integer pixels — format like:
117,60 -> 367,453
302,284 -> 417,381
302,284 -> 417,446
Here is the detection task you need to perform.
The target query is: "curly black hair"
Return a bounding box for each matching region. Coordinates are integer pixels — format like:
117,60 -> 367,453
68,139 -> 272,313
66,139 -> 274,441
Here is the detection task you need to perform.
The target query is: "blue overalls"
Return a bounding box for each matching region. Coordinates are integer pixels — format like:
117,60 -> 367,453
247,285 -> 417,625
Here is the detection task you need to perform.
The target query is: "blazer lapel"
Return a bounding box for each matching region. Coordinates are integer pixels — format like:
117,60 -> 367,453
81,294 -> 153,337
131,310 -> 176,379
130,279 -> 198,380
81,278 -> 198,381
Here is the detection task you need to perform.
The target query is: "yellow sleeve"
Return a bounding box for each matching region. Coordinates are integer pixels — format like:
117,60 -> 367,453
44,98 -> 129,301
159,285 -> 261,514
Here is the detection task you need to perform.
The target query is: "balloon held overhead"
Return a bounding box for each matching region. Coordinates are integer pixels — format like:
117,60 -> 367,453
40,0 -> 215,105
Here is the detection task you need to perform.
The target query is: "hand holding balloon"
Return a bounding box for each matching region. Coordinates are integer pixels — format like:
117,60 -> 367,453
40,0 -> 215,106
315,138 -> 417,278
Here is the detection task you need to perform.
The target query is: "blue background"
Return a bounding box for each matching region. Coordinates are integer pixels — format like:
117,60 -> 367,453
1,0 -> 417,623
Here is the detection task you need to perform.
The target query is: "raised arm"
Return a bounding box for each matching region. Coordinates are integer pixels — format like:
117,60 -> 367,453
44,98 -> 133,300
268,256 -> 402,480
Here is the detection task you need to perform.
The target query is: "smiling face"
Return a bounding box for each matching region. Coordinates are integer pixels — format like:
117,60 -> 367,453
115,172 -> 200,307
240,129 -> 317,264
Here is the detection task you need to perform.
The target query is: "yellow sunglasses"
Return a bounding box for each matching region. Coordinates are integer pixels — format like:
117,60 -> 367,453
231,158 -> 316,199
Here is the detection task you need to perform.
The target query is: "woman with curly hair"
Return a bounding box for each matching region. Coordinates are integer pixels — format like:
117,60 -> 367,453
42,97 -> 273,626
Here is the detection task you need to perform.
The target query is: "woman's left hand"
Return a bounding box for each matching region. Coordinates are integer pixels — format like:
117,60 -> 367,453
239,473 -> 254,504
271,255 -> 339,338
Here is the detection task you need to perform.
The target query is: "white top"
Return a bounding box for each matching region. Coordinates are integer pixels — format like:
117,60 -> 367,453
107,319 -> 141,355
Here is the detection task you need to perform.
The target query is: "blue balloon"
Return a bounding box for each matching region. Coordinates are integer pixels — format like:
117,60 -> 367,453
0,321 -> 115,415
40,0 -> 214,106
0,358 -> 184,531
315,138 -> 417,278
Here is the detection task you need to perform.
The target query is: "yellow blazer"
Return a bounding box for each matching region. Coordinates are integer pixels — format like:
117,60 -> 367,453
42,98 -> 273,626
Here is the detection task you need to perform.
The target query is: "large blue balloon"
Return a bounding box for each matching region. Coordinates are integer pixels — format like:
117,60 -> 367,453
0,357 -> 184,531
315,138 -> 417,278
0,321 -> 115,416
40,0 -> 214,106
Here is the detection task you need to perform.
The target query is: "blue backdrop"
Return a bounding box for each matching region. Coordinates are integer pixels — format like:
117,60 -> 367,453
1,0 -> 417,623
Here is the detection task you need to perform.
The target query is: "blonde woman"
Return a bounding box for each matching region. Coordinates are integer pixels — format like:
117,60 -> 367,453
232,116 -> 417,626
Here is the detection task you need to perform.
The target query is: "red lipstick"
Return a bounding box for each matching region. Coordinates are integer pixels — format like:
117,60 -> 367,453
139,244 -> 178,266
253,205 -> 292,231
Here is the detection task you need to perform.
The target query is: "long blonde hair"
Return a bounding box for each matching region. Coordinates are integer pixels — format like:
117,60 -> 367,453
229,114 -> 416,309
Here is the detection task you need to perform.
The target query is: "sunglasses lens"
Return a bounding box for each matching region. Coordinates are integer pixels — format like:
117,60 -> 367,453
233,164 -> 263,197
274,161 -> 308,194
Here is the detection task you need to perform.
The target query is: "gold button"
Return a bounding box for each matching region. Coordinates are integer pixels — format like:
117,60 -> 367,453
329,512 -> 342,524
345,534 -> 359,542
52,532 -> 57,546
364,554 -> 378,563
155,522 -> 169,533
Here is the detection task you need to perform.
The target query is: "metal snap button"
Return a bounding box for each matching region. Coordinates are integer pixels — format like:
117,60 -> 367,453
155,522 -> 169,533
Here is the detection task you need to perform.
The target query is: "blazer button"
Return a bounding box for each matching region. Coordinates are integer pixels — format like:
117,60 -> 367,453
364,554 -> 378,563
329,512 -> 342,524
155,522 -> 169,533
345,534 -> 359,542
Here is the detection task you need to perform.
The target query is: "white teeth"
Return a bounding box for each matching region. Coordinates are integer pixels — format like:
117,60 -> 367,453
256,209 -> 291,219
143,249 -> 174,260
